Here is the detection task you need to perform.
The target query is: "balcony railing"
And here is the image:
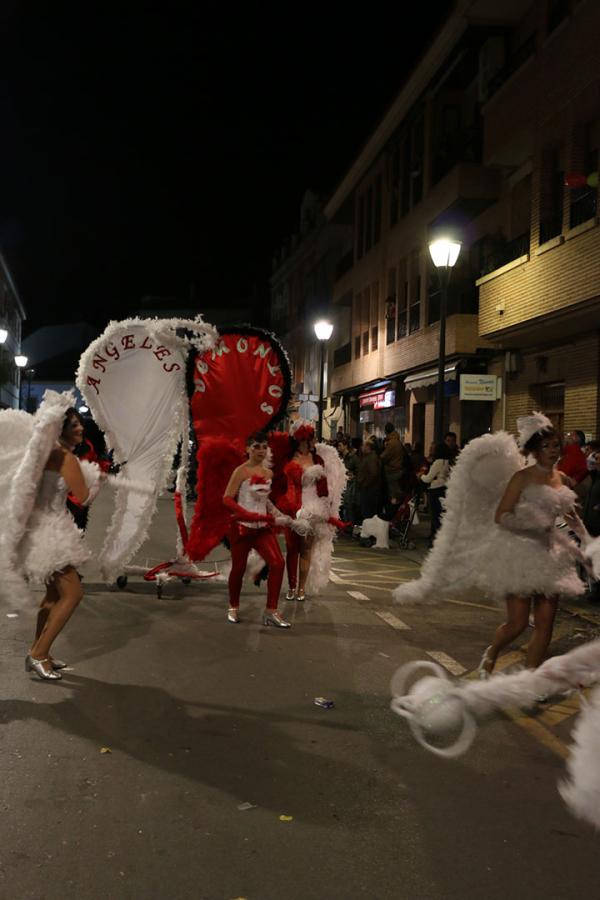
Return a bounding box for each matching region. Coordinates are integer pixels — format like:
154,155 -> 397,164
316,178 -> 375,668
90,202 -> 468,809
539,211 -> 562,245
334,342 -> 351,368
335,249 -> 354,281
480,232 -> 530,277
570,189 -> 597,229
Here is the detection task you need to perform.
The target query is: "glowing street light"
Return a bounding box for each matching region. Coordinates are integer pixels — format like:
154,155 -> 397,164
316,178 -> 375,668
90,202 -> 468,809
313,319 -> 334,440
428,237 -> 461,445
0,328 -> 8,344
14,354 -> 28,368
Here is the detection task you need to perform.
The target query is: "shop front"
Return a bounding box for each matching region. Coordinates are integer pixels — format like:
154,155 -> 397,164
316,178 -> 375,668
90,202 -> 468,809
358,382 -> 406,440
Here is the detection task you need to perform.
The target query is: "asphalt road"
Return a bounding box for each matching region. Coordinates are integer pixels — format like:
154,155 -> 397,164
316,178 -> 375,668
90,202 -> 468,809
1,490 -> 599,900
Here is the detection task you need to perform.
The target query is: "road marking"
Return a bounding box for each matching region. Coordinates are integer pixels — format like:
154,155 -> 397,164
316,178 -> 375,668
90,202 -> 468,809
347,590 -> 370,601
375,610 -> 410,630
426,651 -> 467,676
329,572 -> 345,584
444,598 -> 499,612
504,708 -> 569,759
539,692 -> 582,727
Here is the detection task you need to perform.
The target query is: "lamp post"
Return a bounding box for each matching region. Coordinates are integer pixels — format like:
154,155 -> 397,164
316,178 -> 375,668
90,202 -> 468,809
25,367 -> 35,411
314,319 -> 334,441
14,354 -> 28,410
428,238 -> 461,445
0,327 -> 7,408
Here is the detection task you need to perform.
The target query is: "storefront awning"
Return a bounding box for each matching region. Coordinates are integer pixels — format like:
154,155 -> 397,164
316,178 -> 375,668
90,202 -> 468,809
404,363 -> 458,391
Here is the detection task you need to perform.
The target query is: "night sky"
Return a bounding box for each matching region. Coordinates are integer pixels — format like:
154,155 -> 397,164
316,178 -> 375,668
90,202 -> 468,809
0,1 -> 454,335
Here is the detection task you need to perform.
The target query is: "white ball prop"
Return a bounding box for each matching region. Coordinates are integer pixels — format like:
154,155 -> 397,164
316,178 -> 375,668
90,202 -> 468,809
390,661 -> 477,758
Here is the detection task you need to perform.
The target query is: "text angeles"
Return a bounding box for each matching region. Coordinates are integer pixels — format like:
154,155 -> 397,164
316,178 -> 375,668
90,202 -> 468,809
85,333 -> 181,395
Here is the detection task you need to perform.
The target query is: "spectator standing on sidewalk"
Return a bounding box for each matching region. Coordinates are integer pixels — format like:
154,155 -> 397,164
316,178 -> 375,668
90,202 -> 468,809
420,442 -> 452,546
582,441 -> 600,602
380,422 -> 409,519
338,439 -> 358,523
559,429 -> 588,486
357,438 -> 381,521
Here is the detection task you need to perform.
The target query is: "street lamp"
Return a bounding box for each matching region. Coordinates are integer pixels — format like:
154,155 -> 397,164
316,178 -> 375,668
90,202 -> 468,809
428,237 -> 461,445
0,328 -> 7,344
14,355 -> 28,410
314,319 -> 334,441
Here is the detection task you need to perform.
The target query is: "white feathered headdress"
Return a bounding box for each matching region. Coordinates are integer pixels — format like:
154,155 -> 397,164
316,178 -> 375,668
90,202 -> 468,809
516,410 -> 553,449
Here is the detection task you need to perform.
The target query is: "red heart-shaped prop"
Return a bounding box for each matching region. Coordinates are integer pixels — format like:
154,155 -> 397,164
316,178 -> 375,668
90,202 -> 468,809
190,328 -> 291,444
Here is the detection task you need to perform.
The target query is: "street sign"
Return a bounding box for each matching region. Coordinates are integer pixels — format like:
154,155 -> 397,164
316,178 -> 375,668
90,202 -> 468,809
459,374 -> 500,401
299,400 -> 319,421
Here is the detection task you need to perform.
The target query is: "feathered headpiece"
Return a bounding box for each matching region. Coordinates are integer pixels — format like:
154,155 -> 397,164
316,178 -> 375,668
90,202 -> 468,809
290,418 -> 315,443
516,411 -> 554,449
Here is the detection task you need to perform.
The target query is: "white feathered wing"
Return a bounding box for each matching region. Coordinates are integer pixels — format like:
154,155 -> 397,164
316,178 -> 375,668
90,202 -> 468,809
394,431 -> 522,604
304,442 -> 347,596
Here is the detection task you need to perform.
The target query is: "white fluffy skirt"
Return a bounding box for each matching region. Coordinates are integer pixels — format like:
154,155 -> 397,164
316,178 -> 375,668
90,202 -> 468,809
18,508 -> 90,583
478,530 -> 584,600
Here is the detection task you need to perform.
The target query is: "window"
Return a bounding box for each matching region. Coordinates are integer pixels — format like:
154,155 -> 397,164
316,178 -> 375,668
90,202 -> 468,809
386,268 -> 396,345
371,280 -> 379,351
397,257 -> 408,339
354,334 -> 361,359
409,251 -> 421,334
539,145 -> 564,244
362,285 -> 371,354
401,138 -> 411,217
412,116 -> 424,206
362,330 -> 369,355
374,176 -> 382,244
371,325 -> 378,351
356,196 -> 365,260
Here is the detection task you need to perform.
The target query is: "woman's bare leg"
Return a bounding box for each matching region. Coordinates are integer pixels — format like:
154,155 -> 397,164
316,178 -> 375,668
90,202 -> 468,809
526,595 -> 558,668
298,536 -> 314,593
34,580 -> 60,642
30,567 -> 83,663
483,594 -> 530,674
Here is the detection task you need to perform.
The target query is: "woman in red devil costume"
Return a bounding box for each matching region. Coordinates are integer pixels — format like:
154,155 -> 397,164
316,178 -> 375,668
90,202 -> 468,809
223,432 -> 292,628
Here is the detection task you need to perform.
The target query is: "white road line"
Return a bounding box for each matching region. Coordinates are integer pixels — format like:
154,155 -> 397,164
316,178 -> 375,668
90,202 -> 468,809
347,590 -> 370,601
375,611 -> 411,631
329,572 -> 345,584
426,651 -> 466,676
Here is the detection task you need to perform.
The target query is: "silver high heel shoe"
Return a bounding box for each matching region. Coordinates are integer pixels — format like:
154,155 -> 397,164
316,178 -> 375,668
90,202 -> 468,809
477,645 -> 494,680
227,607 -> 240,624
296,589 -> 306,602
285,589 -> 297,601
262,610 -> 291,628
25,655 -> 62,681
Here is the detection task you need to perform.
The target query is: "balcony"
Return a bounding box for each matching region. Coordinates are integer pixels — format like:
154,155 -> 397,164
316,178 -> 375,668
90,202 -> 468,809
570,189 -> 597,230
484,35 -> 536,104
427,282 -> 479,325
539,211 -> 562,245
480,232 -> 529,277
335,249 -> 354,281
334,342 -> 351,368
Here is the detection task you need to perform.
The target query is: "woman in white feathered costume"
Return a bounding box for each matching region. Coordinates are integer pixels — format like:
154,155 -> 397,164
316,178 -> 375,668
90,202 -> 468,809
280,420 -> 346,599
0,391 -> 102,681
394,412 -> 585,674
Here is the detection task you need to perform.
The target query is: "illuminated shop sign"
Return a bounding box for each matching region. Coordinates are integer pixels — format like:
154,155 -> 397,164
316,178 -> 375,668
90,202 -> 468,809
359,389 -> 396,410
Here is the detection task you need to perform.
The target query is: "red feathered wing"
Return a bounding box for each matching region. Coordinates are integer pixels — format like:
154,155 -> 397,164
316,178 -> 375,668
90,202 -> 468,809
268,430 -> 292,509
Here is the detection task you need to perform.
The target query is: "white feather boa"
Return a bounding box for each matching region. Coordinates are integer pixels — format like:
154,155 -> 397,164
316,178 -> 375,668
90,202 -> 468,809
391,638 -> 600,829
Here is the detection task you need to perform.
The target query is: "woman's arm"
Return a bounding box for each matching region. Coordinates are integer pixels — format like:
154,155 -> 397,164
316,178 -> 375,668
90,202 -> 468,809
224,465 -> 246,498
60,452 -> 90,504
494,471 -> 525,523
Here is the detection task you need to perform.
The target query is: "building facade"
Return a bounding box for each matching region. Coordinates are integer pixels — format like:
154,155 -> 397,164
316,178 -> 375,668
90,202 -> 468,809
270,190 -> 351,434
0,252 -> 26,409
324,0 -> 600,448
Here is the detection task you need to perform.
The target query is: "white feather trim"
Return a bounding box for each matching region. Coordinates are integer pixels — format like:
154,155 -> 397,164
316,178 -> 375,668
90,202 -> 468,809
0,390 -> 75,604
559,686 -> 600,829
394,431 -> 522,605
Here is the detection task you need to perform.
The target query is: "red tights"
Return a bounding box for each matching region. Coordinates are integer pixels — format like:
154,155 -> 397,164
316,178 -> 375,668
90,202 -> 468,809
285,528 -> 302,590
228,527 -> 284,610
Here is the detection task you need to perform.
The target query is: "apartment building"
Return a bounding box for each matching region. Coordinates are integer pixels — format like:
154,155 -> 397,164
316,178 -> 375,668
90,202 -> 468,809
476,0 -> 600,438
270,190 -> 351,431
325,0 -> 599,448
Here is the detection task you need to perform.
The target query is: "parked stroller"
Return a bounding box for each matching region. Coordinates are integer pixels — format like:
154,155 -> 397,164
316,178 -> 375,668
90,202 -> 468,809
389,491 -> 420,550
